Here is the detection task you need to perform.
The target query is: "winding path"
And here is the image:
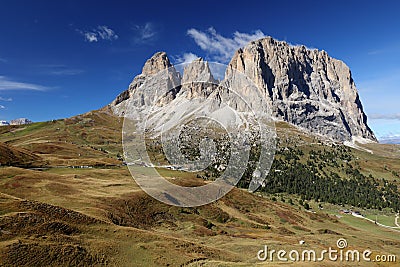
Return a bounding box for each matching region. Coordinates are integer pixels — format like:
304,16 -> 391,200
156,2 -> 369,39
351,213 -> 400,232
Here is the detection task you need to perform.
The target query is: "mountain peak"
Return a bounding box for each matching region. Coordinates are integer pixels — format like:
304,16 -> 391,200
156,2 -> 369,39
142,51 -> 172,76
112,51 -> 181,110
182,57 -> 217,84
228,37 -> 376,142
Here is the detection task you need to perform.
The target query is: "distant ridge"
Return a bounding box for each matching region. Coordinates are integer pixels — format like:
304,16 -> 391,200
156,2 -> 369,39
0,118 -> 32,126
379,136 -> 400,144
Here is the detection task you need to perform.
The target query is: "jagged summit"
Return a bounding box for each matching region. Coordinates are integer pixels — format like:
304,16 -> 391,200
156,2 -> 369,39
111,37 -> 376,143
142,51 -> 172,76
112,52 -> 181,107
229,37 -> 376,142
181,57 -> 217,84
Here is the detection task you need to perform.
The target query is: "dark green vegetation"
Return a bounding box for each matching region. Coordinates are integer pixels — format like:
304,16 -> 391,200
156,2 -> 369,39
261,145 -> 400,211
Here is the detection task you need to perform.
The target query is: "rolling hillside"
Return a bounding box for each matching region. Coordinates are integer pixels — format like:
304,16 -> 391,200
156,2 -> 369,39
0,108 -> 399,266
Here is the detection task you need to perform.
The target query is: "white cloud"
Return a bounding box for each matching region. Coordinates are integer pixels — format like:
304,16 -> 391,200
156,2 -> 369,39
0,97 -> 12,101
97,25 -> 117,40
78,25 -> 118,43
377,131 -> 400,143
38,64 -> 84,76
366,43 -> 400,56
187,27 -> 265,62
0,76 -> 48,91
381,133 -> 400,138
367,49 -> 384,56
174,52 -> 199,64
0,105 -> 5,109
84,32 -> 98,42
287,42 -> 317,50
50,69 -> 84,75
370,113 -> 400,120
133,22 -> 157,44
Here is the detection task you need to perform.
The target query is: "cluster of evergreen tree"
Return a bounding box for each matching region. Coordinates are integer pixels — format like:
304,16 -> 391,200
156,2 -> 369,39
254,145 -> 400,212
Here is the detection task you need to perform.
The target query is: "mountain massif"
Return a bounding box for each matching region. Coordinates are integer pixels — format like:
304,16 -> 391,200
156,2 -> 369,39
112,37 -> 376,143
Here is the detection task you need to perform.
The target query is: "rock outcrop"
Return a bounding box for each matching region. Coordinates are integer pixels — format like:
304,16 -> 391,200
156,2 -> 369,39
111,37 -> 376,143
180,58 -> 219,100
112,52 -> 181,116
228,37 -> 375,142
181,58 -> 217,84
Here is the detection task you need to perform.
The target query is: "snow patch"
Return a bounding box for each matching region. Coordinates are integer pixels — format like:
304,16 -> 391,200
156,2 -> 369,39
343,136 -> 374,154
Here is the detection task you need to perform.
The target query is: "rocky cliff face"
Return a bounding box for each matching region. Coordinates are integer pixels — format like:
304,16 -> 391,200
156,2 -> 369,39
181,58 -> 217,84
111,37 -> 376,143
112,52 -> 181,115
228,37 -> 375,142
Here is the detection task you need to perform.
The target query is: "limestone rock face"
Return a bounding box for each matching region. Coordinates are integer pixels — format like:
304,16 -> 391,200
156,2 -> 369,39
141,52 -> 172,76
112,52 -> 181,116
228,37 -> 376,142
111,37 -> 376,143
180,58 -> 218,100
181,58 -> 217,84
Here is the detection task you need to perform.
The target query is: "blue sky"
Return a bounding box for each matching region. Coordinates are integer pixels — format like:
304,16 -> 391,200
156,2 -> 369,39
0,0 -> 399,140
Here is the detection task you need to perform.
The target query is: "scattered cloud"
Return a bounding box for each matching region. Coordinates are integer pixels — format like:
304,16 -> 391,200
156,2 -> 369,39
77,25 -> 118,43
174,52 -> 199,64
376,131 -> 400,143
187,27 -> 265,62
0,76 -> 48,91
0,105 -> 5,109
367,49 -> 384,56
38,64 -> 65,68
0,97 -> 12,101
38,64 -> 84,76
287,42 -> 317,50
97,26 -> 118,40
381,133 -> 400,138
369,113 -> 400,120
50,69 -> 84,75
49,67 -> 84,76
83,32 -> 98,42
367,43 -> 400,56
133,22 -> 157,44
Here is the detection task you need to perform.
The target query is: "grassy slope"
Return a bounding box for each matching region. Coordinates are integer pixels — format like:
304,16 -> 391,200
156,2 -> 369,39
0,109 -> 399,266
0,142 -> 42,167
0,107 -> 122,167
